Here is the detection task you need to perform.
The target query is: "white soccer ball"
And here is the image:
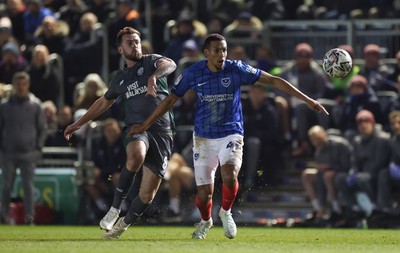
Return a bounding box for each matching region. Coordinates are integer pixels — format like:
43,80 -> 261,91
322,48 -> 353,78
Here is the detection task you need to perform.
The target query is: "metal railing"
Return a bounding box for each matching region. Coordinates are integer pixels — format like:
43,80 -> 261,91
222,19 -> 400,61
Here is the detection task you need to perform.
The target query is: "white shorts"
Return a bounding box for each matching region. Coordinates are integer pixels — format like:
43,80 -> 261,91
192,134 -> 244,186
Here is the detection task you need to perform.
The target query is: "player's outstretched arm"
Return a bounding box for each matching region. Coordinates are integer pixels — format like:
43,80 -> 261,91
64,96 -> 115,140
258,71 -> 329,115
146,57 -> 177,97
128,93 -> 180,136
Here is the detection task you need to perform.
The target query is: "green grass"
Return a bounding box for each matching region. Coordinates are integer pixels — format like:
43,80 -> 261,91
0,225 -> 399,253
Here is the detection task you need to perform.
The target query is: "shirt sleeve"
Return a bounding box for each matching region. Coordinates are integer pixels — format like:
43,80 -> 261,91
104,71 -> 122,100
171,71 -> 190,97
236,60 -> 261,85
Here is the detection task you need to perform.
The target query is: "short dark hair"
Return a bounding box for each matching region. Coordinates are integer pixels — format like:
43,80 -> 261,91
116,27 -> 141,47
12,71 -> 30,84
202,33 -> 226,52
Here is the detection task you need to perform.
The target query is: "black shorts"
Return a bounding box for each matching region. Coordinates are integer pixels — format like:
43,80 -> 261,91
123,127 -> 173,178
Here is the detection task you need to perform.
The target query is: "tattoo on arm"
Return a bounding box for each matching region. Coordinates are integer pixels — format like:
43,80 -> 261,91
154,59 -> 177,79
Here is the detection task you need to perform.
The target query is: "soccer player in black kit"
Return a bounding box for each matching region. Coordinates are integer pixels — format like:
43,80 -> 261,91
64,27 -> 176,239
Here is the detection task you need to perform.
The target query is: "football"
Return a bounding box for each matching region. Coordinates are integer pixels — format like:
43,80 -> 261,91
322,48 -> 353,78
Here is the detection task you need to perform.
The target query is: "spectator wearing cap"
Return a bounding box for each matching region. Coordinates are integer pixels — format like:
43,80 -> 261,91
278,42 -> 329,157
23,0 -> 54,45
175,39 -> 202,79
223,11 -> 263,39
335,109 -> 391,224
337,74 -> 383,141
5,0 -> 26,44
359,44 -> 395,92
0,17 -> 19,49
163,13 -> 202,65
0,42 -> 28,84
107,0 -> 143,73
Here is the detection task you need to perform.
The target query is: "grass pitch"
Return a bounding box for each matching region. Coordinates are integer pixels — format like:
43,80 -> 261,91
0,225 -> 399,253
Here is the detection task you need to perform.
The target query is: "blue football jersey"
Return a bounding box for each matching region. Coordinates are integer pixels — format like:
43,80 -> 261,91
171,59 -> 261,138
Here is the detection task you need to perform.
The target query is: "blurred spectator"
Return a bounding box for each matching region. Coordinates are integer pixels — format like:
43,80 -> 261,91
388,50 -> 400,84
41,99 -> 58,136
45,104 -> 76,146
163,13 -> 201,65
0,17 -> 19,49
223,11 -> 263,40
279,42 -> 329,157
57,0 -> 88,38
335,110 -> 391,224
162,152 -> 194,223
88,0 -> 115,24
206,13 -> 230,34
387,76 -> 400,112
242,84 -> 286,187
73,73 -> 110,120
27,44 -> 62,107
5,0 -> 26,44
0,71 -> 46,225
107,0 -> 143,73
359,44 -> 395,92
248,0 -> 285,21
211,0 -> 246,21
175,39 -> 202,80
0,42 -> 28,84
141,39 -> 153,55
255,46 -> 279,74
227,44 -> 248,62
63,12 -> 104,106
86,118 -> 126,213
337,74 -> 382,141
301,125 -> 352,225
34,16 -> 69,55
376,110 -> 400,215
23,0 -> 55,46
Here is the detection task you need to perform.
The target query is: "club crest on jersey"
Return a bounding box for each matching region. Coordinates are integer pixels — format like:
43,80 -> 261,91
221,77 -> 231,88
174,74 -> 182,86
194,153 -> 200,161
137,67 -> 144,76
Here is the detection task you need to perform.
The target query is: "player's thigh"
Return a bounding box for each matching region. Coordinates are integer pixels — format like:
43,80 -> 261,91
218,134 -> 244,169
193,135 -> 219,186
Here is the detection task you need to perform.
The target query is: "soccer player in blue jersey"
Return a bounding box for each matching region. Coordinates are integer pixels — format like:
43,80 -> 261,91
64,27 -> 177,239
129,34 -> 328,239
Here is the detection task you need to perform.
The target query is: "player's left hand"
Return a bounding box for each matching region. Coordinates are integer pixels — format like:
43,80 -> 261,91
307,99 -> 329,115
127,124 -> 147,136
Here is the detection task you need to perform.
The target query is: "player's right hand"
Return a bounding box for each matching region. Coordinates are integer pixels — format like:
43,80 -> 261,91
127,124 -> 147,136
64,123 -> 80,141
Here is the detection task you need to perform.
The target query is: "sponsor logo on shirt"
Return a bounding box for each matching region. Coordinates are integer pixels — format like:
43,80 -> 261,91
125,81 -> 147,99
197,93 -> 234,102
246,65 -> 257,74
119,80 -> 124,86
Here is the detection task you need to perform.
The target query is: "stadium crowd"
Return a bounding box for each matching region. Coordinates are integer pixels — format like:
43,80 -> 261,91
0,0 -> 400,227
